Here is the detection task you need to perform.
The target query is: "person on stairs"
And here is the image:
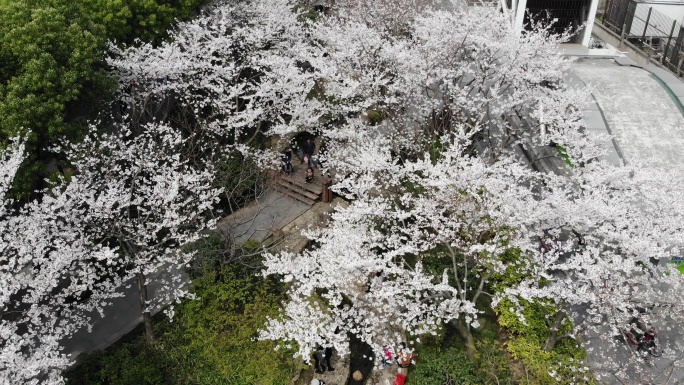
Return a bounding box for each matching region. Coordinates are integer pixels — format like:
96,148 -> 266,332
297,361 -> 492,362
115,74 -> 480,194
281,147 -> 293,174
306,167 -> 314,183
313,345 -> 326,374
303,138 -> 315,167
324,346 -> 335,372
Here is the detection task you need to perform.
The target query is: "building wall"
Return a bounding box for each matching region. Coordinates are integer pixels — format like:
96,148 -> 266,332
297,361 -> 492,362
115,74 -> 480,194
514,0 -> 598,45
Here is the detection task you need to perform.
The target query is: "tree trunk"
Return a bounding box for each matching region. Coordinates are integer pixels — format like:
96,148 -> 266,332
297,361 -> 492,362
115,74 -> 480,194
137,273 -> 157,345
543,310 -> 566,351
452,318 -> 476,360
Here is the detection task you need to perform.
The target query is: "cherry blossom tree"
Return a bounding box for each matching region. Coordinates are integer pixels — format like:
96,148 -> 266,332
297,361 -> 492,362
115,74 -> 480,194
496,160 -> 684,382
60,121 -> 222,345
251,0 -> 596,363
258,126 -> 544,359
0,137 -> 123,385
297,5 -> 603,168
106,0 -> 324,161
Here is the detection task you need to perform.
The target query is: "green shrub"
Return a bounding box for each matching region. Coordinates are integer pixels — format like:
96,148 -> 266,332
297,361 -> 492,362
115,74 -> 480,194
474,339 -> 515,385
0,0 -> 210,197
489,248 -> 533,294
214,154 -> 266,214
65,264 -> 301,385
555,145 -> 573,167
505,337 -> 593,385
495,298 -> 593,384
367,109 -> 386,125
410,346 -> 479,385
68,338 -> 167,385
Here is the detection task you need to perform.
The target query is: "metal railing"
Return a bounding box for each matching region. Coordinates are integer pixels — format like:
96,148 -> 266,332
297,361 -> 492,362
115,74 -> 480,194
600,0 -> 684,75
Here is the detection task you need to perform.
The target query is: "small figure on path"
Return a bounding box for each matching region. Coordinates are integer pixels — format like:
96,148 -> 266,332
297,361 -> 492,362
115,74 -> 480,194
324,346 -> 335,371
281,147 -> 293,174
311,379 -> 327,385
381,345 -> 393,368
304,138 -> 315,166
396,342 -> 417,376
306,167 -> 314,184
313,345 -> 326,373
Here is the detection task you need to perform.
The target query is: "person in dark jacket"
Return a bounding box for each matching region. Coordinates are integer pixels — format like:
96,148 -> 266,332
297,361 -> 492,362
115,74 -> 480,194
305,167 -> 314,183
281,147 -> 293,174
313,345 -> 326,373
324,346 -> 335,371
303,138 -> 315,166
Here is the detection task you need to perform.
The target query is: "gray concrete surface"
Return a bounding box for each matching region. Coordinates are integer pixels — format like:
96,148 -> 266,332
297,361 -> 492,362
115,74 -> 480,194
571,58 -> 684,171
61,265 -> 187,360
217,189 -> 310,243
567,56 -> 684,384
61,189 -> 310,366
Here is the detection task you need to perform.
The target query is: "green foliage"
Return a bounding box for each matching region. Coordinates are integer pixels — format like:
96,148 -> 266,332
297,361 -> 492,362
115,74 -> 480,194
184,234 -> 265,280
474,339 -> 516,385
67,338 -> 168,385
294,4 -> 320,23
399,175 -> 427,198
496,298 -> 562,344
410,345 -> 480,385
8,155 -> 43,201
214,154 -> 266,213
495,298 -> 593,384
161,266 -> 301,385
367,109 -> 386,125
0,0 -> 209,197
87,0 -> 213,45
411,319 -> 514,385
65,264 -> 301,385
184,233 -> 226,279
489,248 -> 533,294
555,145 -> 573,167
428,136 -> 444,164
420,245 -> 453,282
504,337 -> 592,385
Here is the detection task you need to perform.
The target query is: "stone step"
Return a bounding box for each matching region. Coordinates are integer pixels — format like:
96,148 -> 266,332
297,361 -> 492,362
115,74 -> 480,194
279,171 -> 323,196
277,179 -> 320,200
275,183 -> 317,205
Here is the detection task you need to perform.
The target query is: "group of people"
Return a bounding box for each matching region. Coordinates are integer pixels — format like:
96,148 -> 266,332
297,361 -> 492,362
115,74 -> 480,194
281,138 -> 317,184
382,342 -> 417,371
313,345 -> 335,374
309,341 -> 417,385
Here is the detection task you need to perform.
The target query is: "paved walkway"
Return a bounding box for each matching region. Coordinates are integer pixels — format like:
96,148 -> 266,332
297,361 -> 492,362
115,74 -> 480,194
566,52 -> 684,384
571,58 -> 684,171
61,189 -> 312,365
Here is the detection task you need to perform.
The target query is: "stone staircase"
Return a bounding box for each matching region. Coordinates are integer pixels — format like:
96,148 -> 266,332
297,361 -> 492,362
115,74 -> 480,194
274,166 -> 328,205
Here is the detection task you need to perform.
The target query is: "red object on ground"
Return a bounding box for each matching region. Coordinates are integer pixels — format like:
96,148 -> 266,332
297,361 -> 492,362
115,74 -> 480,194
393,373 -> 406,385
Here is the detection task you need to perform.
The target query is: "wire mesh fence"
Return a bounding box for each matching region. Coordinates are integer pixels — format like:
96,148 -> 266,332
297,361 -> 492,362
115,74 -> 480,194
600,0 -> 684,75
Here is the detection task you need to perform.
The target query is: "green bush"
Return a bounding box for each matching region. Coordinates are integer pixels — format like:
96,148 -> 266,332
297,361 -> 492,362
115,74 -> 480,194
489,248 -> 533,294
410,346 -> 479,385
67,338 -> 167,385
505,337 -> 593,385
367,109 -> 386,125
65,264 -> 301,385
411,328 -> 514,385
214,154 -> 266,214
0,0 -> 210,197
474,339 -> 515,385
495,298 -> 593,384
